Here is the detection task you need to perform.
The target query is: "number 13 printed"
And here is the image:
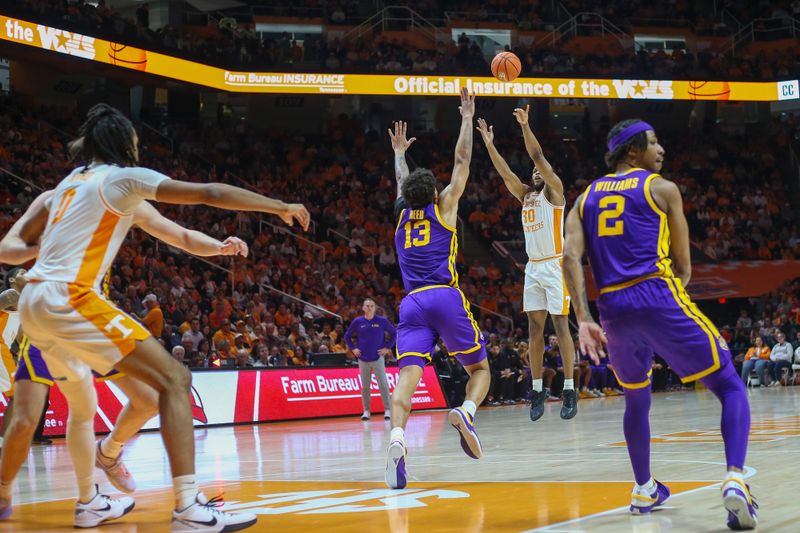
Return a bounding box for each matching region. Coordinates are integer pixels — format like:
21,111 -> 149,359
404,220 -> 431,248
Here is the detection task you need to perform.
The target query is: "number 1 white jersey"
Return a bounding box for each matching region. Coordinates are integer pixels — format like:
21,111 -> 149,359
521,190 -> 564,262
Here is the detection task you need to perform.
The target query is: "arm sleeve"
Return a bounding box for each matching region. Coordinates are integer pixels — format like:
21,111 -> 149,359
101,167 -> 171,215
344,319 -> 358,350
383,317 -> 397,348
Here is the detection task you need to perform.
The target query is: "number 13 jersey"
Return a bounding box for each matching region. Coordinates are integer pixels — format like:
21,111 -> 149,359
579,167 -> 674,294
394,199 -> 458,293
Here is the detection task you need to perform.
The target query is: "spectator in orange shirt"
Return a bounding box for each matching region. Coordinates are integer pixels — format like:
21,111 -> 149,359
141,294 -> 164,337
208,302 -> 230,330
213,319 -> 237,358
740,336 -> 771,386
274,304 -> 294,327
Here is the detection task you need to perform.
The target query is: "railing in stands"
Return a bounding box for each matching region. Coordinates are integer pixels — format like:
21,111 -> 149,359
471,302 -> 514,328
345,6 -> 438,42
140,121 -> 174,155
0,165 -> 42,193
728,16 -> 800,55
535,12 -> 637,50
258,219 -> 326,261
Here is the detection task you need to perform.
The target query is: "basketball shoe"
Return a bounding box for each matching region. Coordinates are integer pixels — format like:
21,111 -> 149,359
385,439 -> 408,489
74,485 -> 135,528
561,389 -> 578,419
96,441 -> 136,494
529,390 -> 547,421
630,479 -> 670,514
722,477 -> 758,530
172,493 -> 257,532
448,407 -> 482,459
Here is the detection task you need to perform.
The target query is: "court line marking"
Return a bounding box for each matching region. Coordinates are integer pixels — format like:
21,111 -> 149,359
522,466 -> 757,533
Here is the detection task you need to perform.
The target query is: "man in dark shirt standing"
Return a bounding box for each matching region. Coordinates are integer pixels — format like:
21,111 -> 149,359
345,299 -> 397,420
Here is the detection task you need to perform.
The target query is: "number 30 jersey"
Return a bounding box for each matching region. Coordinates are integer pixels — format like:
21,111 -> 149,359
579,168 -> 675,294
394,199 -> 459,293
521,190 -> 564,262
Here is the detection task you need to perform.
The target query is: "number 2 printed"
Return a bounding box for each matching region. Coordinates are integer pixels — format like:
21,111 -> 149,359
598,195 -> 625,236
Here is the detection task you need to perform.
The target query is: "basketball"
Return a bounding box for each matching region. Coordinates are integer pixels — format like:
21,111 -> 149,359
107,42 -> 148,72
491,51 -> 521,82
687,80 -> 730,100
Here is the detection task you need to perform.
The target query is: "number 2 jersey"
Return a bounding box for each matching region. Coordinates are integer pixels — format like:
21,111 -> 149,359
394,199 -> 458,293
579,167 -> 674,294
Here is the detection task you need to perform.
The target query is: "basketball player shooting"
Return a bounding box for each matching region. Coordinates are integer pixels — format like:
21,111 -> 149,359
562,119 -> 757,529
476,104 -> 578,421
385,88 -> 491,490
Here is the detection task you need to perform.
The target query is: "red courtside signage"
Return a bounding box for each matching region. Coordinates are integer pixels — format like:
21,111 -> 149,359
0,367 -> 447,437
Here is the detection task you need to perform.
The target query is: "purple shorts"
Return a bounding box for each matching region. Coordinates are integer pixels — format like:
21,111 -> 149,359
397,285 -> 487,369
598,277 -> 730,389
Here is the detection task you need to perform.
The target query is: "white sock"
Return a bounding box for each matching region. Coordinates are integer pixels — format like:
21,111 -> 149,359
563,379 -> 575,390
532,379 -> 543,392
100,436 -> 124,460
637,478 -> 657,493
390,427 -> 405,444
173,474 -> 198,511
725,471 -> 744,482
0,436 -> 4,448
461,400 -> 477,417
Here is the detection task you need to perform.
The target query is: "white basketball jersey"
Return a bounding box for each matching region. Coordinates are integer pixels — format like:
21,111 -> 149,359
0,310 -> 20,349
27,164 -> 168,289
521,190 -> 564,261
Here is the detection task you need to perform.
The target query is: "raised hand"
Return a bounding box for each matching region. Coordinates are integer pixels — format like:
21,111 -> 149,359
458,86 -> 475,118
219,237 -> 249,258
476,118 -> 494,145
388,121 -> 416,153
513,104 -> 530,126
281,203 -> 311,231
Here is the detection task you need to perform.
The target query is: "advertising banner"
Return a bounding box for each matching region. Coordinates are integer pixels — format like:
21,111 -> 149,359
0,366 -> 447,437
585,260 -> 800,300
1,14 -> 795,101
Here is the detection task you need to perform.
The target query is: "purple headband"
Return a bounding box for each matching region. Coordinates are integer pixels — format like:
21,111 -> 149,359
607,121 -> 654,152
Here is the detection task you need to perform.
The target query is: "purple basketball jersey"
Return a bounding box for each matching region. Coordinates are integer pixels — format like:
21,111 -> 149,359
394,202 -> 458,293
579,168 -> 674,293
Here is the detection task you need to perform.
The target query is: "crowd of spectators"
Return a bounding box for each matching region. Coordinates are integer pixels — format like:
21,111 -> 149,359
4,0 -> 800,80
1,95 -> 799,382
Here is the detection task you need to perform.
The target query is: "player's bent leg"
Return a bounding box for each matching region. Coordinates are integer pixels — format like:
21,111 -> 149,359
96,376 -> 159,494
386,361 -> 424,489
115,337 -> 257,530
0,380 -> 49,519
527,311 -> 549,422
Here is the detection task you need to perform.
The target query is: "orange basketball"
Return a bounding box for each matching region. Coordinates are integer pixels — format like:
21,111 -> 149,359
108,42 -> 148,72
491,51 -> 521,82
687,80 -> 730,100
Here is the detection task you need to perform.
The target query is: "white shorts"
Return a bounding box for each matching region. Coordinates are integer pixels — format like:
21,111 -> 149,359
523,258 -> 571,315
18,281 -> 149,382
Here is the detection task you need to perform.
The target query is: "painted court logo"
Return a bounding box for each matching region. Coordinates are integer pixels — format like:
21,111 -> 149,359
222,488 -> 469,515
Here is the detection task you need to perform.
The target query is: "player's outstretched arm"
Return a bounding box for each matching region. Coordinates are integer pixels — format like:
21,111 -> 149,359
388,121 -> 416,199
155,181 -> 310,231
439,87 -> 475,219
563,199 -> 606,363
133,202 -> 249,258
476,118 -> 530,202
513,105 -> 564,204
652,177 -> 691,286
0,190 -> 53,264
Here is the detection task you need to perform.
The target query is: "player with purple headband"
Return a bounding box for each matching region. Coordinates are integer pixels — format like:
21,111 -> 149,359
384,87 -> 491,490
562,119 -> 757,529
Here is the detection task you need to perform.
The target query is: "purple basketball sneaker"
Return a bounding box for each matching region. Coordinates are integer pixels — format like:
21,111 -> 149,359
722,478 -> 758,530
630,480 -> 670,514
447,407 -> 483,459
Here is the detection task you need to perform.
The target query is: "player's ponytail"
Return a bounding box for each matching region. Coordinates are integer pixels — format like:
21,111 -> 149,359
69,103 -> 137,169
